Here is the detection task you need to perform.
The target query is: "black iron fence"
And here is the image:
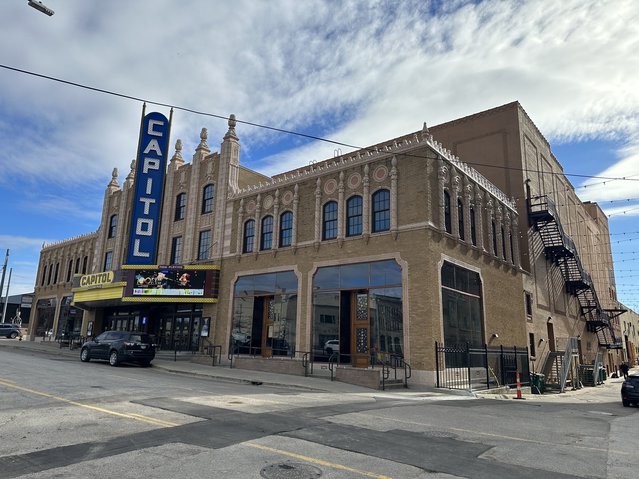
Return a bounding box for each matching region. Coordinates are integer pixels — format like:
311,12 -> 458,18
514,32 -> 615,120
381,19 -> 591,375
435,342 -> 530,391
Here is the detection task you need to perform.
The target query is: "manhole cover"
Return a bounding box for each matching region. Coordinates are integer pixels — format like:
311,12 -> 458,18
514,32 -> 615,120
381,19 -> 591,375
260,461 -> 322,479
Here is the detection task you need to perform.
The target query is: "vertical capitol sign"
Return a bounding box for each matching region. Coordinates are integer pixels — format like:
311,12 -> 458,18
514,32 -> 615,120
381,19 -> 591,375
126,111 -> 171,265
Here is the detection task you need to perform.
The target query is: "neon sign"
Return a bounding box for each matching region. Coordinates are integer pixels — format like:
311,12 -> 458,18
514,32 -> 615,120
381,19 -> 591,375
126,112 -> 170,265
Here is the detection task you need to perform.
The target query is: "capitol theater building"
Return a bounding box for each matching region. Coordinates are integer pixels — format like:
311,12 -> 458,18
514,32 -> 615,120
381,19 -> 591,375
29,103 -> 623,389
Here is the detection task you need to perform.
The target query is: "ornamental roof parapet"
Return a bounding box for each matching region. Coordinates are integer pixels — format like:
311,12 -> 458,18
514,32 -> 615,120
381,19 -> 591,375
42,231 -> 98,251
229,125 -> 516,212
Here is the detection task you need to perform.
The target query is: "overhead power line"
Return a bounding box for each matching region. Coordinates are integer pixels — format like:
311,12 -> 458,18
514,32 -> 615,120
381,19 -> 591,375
2,63 -> 639,187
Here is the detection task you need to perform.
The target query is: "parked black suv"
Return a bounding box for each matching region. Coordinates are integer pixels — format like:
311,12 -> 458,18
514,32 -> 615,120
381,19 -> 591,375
621,375 -> 639,407
0,323 -> 22,339
80,331 -> 155,367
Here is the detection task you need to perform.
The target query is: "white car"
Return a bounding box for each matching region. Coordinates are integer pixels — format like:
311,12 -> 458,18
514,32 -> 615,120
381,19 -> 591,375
324,339 -> 339,355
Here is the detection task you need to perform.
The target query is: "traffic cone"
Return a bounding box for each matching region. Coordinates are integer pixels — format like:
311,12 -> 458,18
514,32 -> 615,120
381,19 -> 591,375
514,370 -> 525,400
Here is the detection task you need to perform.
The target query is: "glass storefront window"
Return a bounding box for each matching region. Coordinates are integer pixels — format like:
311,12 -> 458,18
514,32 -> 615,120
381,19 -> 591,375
275,271 -> 298,293
370,261 -> 402,287
232,271 -> 298,357
312,260 -> 403,364
370,287 -> 403,356
313,267 -> 339,290
441,261 -> 483,347
340,263 -> 369,289
313,292 -> 340,354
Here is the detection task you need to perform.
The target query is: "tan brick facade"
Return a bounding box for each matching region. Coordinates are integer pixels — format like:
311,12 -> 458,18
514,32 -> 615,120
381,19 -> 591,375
29,103 -> 620,387
430,102 -> 625,375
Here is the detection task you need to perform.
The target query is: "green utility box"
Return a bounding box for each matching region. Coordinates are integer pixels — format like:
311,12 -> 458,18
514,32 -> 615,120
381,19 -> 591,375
531,373 -> 545,394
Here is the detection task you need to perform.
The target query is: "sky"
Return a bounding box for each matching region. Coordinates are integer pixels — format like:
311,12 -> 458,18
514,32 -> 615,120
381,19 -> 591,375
0,0 -> 638,311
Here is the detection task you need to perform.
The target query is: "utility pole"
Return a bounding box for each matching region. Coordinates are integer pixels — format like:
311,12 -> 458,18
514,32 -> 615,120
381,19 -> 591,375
0,249 -> 8,322
1,268 -> 11,324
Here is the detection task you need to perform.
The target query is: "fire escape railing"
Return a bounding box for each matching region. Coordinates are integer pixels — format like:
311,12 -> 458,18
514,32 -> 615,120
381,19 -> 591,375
528,195 -> 622,349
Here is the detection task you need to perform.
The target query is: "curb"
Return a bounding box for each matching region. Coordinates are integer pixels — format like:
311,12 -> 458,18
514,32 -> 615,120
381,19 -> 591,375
151,362 -> 330,392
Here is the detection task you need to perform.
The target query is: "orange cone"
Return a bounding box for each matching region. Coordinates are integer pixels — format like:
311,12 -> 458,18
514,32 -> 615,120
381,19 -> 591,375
514,370 -> 525,399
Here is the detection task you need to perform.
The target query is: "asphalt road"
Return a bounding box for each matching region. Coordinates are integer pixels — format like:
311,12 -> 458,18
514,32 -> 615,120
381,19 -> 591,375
0,344 -> 637,479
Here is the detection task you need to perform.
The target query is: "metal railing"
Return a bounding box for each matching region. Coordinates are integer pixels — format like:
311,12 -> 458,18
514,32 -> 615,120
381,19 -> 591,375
328,352 -> 338,381
378,353 -> 411,390
559,337 -> 579,392
58,333 -> 85,350
435,342 -> 530,391
301,352 -> 312,377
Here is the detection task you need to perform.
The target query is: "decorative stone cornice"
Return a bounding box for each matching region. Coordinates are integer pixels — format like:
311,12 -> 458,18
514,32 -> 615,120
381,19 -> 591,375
42,232 -> 98,251
228,125 -> 516,213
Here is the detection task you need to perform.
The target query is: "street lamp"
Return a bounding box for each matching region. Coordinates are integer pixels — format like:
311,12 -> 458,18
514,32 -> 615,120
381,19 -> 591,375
28,0 -> 54,16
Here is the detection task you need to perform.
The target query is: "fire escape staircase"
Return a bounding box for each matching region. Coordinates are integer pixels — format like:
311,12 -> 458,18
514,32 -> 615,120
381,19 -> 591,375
528,196 -> 622,349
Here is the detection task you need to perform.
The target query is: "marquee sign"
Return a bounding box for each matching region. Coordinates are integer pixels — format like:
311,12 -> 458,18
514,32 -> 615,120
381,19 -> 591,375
121,266 -> 220,303
126,111 -> 171,265
132,268 -> 206,297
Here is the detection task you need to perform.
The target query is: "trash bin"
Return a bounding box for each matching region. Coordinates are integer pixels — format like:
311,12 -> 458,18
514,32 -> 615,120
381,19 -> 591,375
599,367 -> 606,382
531,373 -> 545,394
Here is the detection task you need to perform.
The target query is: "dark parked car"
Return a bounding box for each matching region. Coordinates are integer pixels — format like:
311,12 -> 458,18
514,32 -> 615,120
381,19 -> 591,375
621,374 -> 639,407
0,323 -> 22,339
80,331 -> 155,367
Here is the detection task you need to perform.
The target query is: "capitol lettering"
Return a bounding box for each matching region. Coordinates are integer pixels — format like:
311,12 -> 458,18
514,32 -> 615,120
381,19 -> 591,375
127,112 -> 170,264
80,271 -> 114,288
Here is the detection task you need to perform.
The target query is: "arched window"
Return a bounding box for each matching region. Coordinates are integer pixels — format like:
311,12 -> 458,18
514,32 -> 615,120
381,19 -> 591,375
66,260 -> 73,282
372,189 -> 390,233
443,191 -> 452,234
492,221 -> 498,256
501,225 -> 507,259
509,232 -> 515,264
457,199 -> 465,240
243,219 -> 255,253
346,195 -> 363,237
470,206 -> 477,246
201,184 -> 215,214
322,201 -> 338,240
41,265 -> 47,286
175,193 -> 187,221
279,211 -> 293,247
108,214 -> 118,239
260,216 -> 273,250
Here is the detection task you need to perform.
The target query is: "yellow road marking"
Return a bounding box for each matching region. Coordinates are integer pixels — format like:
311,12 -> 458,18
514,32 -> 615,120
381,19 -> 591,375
0,378 -> 177,427
246,442 -> 395,479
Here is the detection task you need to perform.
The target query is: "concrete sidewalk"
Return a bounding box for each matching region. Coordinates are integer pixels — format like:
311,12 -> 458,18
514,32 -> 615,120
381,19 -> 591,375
0,338 -> 458,398
474,366 -> 637,404
1,337 -> 628,403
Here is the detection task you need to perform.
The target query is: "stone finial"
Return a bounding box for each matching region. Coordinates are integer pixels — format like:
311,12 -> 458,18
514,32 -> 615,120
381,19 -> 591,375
126,159 -> 136,182
224,114 -> 238,140
197,128 -> 209,151
171,139 -> 184,162
108,167 -> 119,188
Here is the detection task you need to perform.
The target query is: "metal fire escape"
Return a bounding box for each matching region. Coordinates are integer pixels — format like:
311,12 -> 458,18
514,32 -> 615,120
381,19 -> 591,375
528,195 -> 623,349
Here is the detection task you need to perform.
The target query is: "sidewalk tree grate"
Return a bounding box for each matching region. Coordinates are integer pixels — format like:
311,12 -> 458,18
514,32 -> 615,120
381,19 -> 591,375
260,462 -> 322,479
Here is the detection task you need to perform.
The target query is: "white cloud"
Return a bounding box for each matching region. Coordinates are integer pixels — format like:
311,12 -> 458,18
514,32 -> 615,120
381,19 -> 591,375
0,235 -> 49,251
2,0 -> 639,298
